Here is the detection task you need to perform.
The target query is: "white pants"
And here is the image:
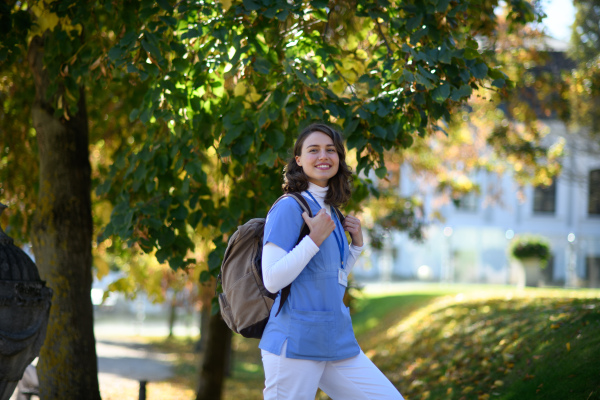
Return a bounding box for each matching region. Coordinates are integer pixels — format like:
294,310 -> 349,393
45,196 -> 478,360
261,342 -> 404,400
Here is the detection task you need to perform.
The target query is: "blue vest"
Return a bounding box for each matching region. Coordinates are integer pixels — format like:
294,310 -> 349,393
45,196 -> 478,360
258,195 -> 360,361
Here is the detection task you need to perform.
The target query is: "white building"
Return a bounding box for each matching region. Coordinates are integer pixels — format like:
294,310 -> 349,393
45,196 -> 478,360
353,118 -> 600,288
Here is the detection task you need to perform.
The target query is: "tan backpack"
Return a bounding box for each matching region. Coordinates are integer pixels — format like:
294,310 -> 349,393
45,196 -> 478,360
217,193 -> 311,339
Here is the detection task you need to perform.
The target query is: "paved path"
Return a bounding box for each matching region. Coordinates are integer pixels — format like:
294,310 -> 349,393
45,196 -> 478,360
96,339 -> 175,382
96,337 -> 176,399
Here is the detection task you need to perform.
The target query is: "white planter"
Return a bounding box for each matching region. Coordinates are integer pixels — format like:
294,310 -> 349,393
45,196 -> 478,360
520,257 -> 543,287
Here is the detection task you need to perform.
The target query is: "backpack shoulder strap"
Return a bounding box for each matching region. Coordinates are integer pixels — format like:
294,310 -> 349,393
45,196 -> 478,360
273,192 -> 313,317
272,192 -> 312,218
332,206 -> 345,224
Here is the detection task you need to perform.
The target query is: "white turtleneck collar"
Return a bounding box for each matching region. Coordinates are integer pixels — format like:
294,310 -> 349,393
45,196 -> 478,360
307,182 -> 328,199
304,182 -> 330,214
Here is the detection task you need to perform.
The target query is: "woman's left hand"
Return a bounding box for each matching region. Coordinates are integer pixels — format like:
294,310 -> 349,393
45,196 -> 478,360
343,212 -> 363,247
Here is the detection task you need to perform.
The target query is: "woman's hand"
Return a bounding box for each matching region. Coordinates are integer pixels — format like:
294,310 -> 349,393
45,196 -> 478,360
302,208 -> 336,247
343,212 -> 363,247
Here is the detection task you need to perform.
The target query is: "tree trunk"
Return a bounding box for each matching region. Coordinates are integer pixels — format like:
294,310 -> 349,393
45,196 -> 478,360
195,313 -> 232,400
168,294 -> 177,338
27,35 -> 101,400
195,303 -> 211,352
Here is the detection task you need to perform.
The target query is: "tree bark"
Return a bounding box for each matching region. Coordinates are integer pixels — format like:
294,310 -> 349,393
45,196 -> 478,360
27,35 -> 101,400
195,303 -> 211,352
168,293 -> 177,338
195,313 -> 232,400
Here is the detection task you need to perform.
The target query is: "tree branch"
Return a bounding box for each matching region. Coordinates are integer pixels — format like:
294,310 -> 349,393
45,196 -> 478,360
374,17 -> 393,58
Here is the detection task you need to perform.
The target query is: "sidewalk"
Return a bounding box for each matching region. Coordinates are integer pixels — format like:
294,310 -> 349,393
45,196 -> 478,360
95,318 -> 185,400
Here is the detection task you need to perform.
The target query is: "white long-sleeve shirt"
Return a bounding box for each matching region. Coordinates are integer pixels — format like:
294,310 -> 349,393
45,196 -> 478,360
262,183 -> 364,293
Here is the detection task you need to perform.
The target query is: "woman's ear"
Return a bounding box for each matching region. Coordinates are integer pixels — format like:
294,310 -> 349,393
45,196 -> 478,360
295,155 -> 301,167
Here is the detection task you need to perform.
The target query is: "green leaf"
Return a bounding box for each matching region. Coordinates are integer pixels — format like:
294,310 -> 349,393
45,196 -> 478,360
263,6 -> 278,18
276,9 -> 289,21
450,84 -> 472,101
172,58 -> 188,72
126,64 -> 139,74
372,126 -> 387,138
181,28 -> 201,40
492,78 -> 506,88
108,46 -> 124,61
266,129 -> 285,149
221,125 -> 244,145
375,166 -> 388,179
311,0 -> 329,8
200,270 -> 211,283
159,16 -> 177,26
156,0 -> 174,12
243,0 -> 261,11
129,108 -> 140,122
253,57 -> 271,74
258,147 -> 277,166
344,118 -> 360,137
232,135 -> 253,155
171,205 -> 188,220
313,9 -> 328,21
488,68 -> 508,80
464,47 -> 479,60
141,38 -> 162,61
416,71 -> 434,90
471,61 -> 489,79
119,31 -> 138,47
406,14 -> 422,31
436,0 -> 451,12
432,84 -> 451,103
400,133 -> 414,148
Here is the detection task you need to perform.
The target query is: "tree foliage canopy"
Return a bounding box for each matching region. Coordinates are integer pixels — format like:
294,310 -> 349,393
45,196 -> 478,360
1,0 -> 543,282
96,0 -> 542,280
567,0 -> 600,136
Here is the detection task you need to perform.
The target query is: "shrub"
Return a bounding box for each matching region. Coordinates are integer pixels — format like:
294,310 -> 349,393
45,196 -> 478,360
509,235 -> 551,268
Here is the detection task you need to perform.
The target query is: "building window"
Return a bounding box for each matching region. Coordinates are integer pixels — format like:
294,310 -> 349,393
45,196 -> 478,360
589,170 -> 600,215
533,181 -> 556,214
585,257 -> 600,288
453,192 -> 478,212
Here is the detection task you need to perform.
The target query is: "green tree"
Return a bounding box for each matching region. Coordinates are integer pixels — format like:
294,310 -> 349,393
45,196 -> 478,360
568,0 -> 600,136
1,1 -> 147,398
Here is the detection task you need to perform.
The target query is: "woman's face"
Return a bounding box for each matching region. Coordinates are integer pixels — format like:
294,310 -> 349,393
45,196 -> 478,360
295,131 -> 340,188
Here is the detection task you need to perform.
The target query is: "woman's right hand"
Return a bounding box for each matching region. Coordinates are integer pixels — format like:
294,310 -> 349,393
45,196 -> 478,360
302,208 -> 336,247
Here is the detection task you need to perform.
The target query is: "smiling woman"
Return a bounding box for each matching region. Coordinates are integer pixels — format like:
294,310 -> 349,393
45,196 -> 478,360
258,123 -> 403,399
295,131 -> 340,188
283,124 -> 353,208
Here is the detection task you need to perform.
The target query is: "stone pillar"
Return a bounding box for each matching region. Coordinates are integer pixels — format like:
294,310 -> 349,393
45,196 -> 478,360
0,204 -> 53,400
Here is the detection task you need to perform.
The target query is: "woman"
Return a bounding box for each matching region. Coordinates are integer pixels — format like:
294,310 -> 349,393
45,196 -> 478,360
259,123 -> 404,399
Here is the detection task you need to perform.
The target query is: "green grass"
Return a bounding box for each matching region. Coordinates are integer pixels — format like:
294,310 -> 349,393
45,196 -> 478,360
143,285 -> 600,400
358,288 -> 600,400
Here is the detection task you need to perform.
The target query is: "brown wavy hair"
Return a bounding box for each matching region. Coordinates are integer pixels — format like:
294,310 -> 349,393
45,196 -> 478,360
282,123 -> 353,207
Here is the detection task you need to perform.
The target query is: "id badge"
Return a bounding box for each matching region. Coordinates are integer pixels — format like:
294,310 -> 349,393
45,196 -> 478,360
338,268 -> 348,287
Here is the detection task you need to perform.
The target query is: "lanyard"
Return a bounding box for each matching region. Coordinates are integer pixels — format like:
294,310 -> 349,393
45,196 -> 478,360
306,191 -> 345,270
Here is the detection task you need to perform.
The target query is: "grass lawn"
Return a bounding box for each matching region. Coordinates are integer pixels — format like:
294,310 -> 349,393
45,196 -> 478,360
142,284 -> 600,400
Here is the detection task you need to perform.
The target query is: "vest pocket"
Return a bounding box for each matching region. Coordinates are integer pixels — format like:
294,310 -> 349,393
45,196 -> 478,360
289,309 -> 335,358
